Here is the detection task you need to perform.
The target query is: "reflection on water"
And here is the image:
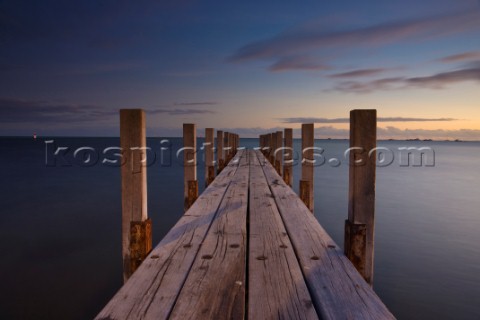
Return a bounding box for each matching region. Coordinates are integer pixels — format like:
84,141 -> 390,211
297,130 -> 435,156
0,137 -> 479,319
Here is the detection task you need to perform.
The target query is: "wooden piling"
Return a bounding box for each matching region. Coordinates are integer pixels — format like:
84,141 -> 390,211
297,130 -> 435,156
225,132 -> 231,164
344,109 -> 377,285
275,130 -> 283,177
205,128 -> 215,187
301,123 -> 314,213
120,109 -> 151,282
217,130 -> 224,173
284,128 -> 293,187
264,133 -> 272,162
183,123 -> 198,211
270,132 -> 276,164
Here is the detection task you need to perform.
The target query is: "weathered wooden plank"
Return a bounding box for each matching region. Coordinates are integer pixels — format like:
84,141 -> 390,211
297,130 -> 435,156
95,151 -> 245,320
256,150 -> 395,320
347,109 -> 377,284
248,151 -> 318,320
169,151 -> 249,320
120,109 -> 149,281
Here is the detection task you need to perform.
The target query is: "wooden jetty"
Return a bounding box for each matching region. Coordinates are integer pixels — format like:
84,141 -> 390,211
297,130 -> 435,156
97,109 -> 395,319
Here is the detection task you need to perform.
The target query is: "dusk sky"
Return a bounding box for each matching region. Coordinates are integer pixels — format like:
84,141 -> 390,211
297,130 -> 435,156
1,0 -> 479,139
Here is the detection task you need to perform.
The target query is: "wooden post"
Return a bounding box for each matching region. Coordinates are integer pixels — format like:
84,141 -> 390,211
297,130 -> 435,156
224,132 -> 231,164
301,123 -> 314,213
184,123 -> 198,211
345,109 -> 377,285
264,133 -> 271,161
275,130 -> 283,177
270,132 -> 276,164
205,128 -> 215,187
284,128 -> 293,187
120,109 -> 151,282
217,130 -> 224,173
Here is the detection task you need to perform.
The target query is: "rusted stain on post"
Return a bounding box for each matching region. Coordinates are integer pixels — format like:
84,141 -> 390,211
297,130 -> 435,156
186,180 -> 198,209
344,220 -> 367,278
130,218 -> 152,274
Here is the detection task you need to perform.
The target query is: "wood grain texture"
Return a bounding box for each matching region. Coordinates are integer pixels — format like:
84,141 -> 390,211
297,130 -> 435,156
120,109 -> 148,281
347,109 -> 377,284
249,151 -> 318,320
183,123 -> 197,211
205,128 -> 215,186
96,151 -> 245,320
256,150 -> 395,320
217,130 -> 224,173
301,123 -> 314,213
284,128 -> 293,187
169,151 -> 249,320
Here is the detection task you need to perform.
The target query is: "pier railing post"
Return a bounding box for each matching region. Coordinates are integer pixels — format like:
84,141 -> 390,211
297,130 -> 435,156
284,128 -> 293,187
120,109 -> 151,282
344,109 -> 377,285
217,130 -> 224,173
205,128 -> 215,186
275,130 -> 283,176
300,123 -> 314,213
270,132 -> 276,164
184,123 -> 198,211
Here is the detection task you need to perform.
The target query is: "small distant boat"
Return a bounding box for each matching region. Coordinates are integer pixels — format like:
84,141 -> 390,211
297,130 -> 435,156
33,133 -> 37,140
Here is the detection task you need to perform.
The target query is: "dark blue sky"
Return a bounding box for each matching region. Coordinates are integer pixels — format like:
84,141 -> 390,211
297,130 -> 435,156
1,0 -> 479,139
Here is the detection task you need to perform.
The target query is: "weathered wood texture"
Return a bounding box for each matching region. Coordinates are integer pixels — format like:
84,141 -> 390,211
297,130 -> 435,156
96,151 -> 244,320
120,109 -> 149,282
169,152 -> 249,320
301,123 -> 314,212
205,128 -> 215,186
346,109 -> 377,284
217,130 -> 224,173
99,148 -> 393,320
256,150 -> 394,320
284,128 -> 293,187
183,123 -> 197,211
249,152 -> 318,320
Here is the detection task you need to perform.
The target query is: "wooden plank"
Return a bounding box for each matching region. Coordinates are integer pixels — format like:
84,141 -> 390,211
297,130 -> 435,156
346,109 -> 377,284
256,150 -> 395,320
284,128 -> 293,187
301,123 -> 314,213
120,109 -> 149,281
205,128 -> 215,187
217,130 -> 224,173
183,123 -> 197,211
249,151 -> 318,320
169,151 -> 249,320
95,151 -> 245,320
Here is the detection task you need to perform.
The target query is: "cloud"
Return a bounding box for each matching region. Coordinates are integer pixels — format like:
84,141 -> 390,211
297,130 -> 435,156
147,108 -> 216,115
229,10 -> 480,71
439,51 -> 480,63
173,102 -> 218,106
329,68 -> 392,78
211,126 -> 480,140
0,98 -> 116,124
268,56 -> 330,72
332,66 -> 480,92
0,98 -> 216,126
279,117 -> 458,124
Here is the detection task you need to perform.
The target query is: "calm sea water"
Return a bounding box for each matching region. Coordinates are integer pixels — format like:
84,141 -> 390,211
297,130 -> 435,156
0,137 -> 479,319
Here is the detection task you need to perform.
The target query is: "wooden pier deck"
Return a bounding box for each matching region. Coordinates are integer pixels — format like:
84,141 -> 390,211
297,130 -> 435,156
96,149 -> 395,320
